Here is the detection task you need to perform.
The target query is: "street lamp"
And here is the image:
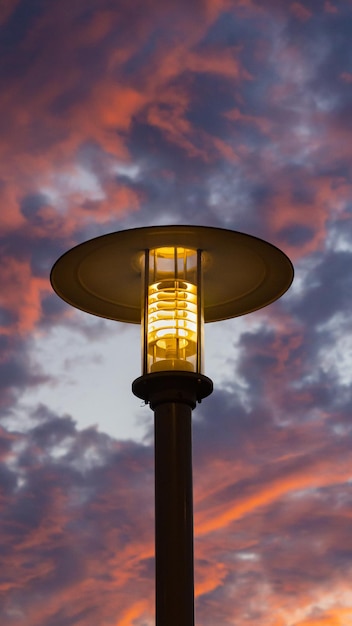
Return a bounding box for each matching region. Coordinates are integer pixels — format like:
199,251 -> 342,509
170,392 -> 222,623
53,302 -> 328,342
50,225 -> 293,626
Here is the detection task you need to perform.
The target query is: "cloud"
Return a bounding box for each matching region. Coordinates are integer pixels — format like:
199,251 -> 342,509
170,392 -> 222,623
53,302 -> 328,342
290,2 -> 313,22
1,0 -> 352,624
2,374 -> 351,625
0,404 -> 154,624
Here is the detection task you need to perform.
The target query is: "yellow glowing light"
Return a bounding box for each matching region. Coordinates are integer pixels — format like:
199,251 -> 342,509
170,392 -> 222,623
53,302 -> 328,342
147,278 -> 198,372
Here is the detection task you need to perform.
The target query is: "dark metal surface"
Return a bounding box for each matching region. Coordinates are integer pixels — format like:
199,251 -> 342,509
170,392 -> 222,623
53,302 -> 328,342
132,371 -> 213,408
50,225 -> 294,324
154,401 -> 195,626
133,372 -> 213,626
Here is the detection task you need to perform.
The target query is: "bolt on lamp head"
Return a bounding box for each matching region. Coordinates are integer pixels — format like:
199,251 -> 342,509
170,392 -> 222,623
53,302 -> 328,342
50,225 -> 294,403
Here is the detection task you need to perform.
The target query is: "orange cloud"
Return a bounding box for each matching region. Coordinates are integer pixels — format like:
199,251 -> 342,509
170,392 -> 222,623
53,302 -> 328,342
324,1 -> 339,14
195,453 -> 352,536
290,2 -> 313,21
340,72 -> 352,84
0,258 -> 49,334
295,607 -> 352,625
0,0 -> 252,264
0,0 -> 20,25
259,169 -> 352,259
225,107 -> 272,135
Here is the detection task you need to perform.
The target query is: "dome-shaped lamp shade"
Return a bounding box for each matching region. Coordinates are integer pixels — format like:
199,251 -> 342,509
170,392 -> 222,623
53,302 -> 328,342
142,247 -> 203,375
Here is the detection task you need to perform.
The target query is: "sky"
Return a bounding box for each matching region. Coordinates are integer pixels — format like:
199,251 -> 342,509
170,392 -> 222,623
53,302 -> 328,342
1,0 -> 352,624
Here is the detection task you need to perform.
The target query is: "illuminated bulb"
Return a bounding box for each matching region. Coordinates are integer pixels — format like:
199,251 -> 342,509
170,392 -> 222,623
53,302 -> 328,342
147,279 -> 197,372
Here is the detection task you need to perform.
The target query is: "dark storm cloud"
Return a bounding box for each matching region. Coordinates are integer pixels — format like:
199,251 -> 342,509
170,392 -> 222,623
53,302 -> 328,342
230,303 -> 349,430
40,293 -> 69,321
292,249 -> 352,326
20,193 -> 48,220
0,307 -> 17,327
28,408 -> 77,449
0,335 -> 50,411
279,224 -> 315,246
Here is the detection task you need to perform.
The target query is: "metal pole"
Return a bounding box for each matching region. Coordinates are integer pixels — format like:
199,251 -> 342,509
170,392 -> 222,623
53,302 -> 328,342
132,371 -> 213,626
154,400 -> 194,626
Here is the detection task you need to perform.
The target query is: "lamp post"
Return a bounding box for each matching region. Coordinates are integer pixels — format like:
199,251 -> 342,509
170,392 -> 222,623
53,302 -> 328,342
50,225 -> 293,626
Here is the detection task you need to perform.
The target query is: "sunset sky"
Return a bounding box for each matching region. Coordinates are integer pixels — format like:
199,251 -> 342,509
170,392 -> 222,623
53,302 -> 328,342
1,0 -> 352,624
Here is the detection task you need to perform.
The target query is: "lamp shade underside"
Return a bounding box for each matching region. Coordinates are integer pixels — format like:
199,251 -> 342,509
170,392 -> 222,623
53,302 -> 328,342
50,225 -> 294,324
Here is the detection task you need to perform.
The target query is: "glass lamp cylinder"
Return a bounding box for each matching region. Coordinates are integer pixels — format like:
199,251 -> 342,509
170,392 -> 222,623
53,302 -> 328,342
142,247 -> 204,375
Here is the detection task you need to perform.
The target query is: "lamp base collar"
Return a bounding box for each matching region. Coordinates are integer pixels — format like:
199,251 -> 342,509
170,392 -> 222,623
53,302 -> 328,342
132,371 -> 213,409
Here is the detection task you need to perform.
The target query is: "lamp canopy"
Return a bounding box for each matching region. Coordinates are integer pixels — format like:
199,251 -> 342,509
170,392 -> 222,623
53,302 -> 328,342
50,225 -> 294,324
